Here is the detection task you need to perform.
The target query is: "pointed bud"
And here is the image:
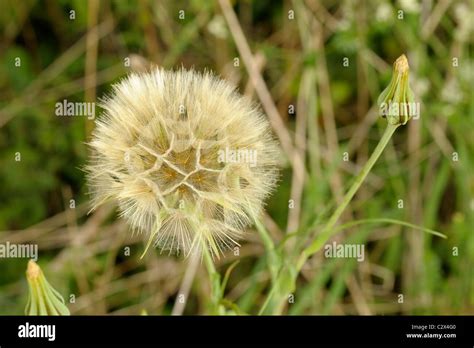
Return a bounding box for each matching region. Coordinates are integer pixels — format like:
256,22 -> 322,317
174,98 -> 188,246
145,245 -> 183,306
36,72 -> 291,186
377,54 -> 418,125
25,260 -> 70,315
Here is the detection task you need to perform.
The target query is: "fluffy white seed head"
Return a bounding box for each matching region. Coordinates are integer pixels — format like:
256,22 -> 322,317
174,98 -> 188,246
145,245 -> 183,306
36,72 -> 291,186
86,68 -> 280,257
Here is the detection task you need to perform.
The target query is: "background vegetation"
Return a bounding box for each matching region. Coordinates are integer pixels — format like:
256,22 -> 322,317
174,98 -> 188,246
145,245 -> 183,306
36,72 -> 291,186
0,0 -> 472,315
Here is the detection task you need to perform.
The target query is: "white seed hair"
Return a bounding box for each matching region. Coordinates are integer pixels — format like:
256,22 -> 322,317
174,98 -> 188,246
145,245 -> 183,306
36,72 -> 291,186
86,68 -> 280,257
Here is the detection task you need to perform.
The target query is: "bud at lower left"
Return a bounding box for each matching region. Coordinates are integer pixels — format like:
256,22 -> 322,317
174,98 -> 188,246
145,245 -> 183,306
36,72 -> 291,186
25,260 -> 70,315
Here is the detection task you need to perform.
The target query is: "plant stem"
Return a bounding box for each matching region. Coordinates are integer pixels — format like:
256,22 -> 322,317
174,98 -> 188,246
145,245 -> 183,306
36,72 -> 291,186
262,123 -> 400,314
201,243 -> 222,314
254,217 -> 280,282
171,250 -> 200,315
296,123 -> 399,270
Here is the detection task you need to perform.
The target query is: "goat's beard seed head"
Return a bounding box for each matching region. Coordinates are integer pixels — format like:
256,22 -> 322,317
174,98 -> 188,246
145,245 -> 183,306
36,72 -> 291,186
86,68 -> 280,257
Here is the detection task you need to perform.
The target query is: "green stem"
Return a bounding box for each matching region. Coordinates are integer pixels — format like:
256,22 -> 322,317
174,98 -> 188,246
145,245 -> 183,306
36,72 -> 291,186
201,242 -> 222,314
261,123 -> 400,314
296,123 -> 399,270
254,217 -> 280,282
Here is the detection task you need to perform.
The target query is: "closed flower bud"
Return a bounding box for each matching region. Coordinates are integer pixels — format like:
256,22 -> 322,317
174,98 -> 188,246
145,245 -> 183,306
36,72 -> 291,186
86,68 -> 280,258
377,54 -> 418,125
25,260 -> 70,315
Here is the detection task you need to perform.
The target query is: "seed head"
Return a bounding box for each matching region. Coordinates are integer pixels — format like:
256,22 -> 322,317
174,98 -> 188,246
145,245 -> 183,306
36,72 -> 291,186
86,68 -> 280,257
